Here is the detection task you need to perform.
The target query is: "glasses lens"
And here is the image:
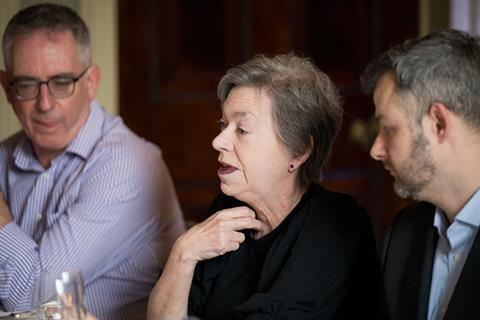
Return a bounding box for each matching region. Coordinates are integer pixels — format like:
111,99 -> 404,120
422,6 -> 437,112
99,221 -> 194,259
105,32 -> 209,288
49,77 -> 75,98
14,80 -> 38,100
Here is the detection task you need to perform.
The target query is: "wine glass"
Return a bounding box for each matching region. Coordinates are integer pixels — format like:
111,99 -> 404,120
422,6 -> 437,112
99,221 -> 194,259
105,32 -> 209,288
32,269 -> 87,320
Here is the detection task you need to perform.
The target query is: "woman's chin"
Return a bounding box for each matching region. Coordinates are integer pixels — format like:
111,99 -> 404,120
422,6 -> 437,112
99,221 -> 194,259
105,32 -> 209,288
219,182 -> 234,196
219,182 -> 253,203
219,183 -> 243,199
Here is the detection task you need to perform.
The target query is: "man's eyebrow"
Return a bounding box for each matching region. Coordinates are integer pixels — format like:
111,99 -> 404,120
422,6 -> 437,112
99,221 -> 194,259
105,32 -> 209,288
9,75 -> 37,82
49,72 -> 77,78
10,72 -> 77,81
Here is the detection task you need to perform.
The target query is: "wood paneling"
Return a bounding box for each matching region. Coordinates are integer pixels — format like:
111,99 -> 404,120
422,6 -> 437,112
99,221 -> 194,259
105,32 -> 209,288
118,0 -> 418,245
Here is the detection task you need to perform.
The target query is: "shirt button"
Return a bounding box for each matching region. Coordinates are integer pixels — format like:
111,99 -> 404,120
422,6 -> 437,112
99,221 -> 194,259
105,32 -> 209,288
454,253 -> 462,262
36,213 -> 42,221
42,172 -> 49,179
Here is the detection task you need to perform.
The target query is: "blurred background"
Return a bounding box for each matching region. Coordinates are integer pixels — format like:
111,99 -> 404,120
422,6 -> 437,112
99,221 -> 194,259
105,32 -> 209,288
0,0 -> 475,249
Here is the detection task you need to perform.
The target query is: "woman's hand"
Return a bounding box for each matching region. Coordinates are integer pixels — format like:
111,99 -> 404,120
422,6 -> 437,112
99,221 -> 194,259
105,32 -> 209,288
147,206 -> 263,320
174,206 -> 263,264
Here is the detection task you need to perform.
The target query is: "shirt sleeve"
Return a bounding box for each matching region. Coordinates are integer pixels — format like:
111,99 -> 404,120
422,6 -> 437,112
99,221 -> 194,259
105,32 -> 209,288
0,142 -> 185,312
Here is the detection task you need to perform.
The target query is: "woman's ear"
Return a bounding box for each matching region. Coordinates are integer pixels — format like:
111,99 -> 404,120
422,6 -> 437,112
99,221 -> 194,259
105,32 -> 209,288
289,136 -> 313,171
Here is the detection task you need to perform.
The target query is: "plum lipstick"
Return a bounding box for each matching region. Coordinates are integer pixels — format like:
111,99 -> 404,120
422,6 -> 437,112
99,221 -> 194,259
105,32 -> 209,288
218,163 -> 237,175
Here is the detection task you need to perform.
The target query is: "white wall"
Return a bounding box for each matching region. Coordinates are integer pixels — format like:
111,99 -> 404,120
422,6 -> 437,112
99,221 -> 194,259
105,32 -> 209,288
0,1 -> 21,141
79,0 -> 118,116
0,0 -> 118,141
451,0 -> 480,34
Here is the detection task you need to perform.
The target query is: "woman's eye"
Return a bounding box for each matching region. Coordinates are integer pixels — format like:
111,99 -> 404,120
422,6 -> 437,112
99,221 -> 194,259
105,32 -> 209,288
237,128 -> 248,135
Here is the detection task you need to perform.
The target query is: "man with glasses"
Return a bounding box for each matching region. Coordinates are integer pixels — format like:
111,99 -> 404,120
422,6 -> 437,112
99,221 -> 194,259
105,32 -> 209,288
0,3 -> 185,319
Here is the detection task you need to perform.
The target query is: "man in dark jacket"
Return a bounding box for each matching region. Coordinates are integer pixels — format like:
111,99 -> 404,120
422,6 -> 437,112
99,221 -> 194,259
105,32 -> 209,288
362,29 -> 480,320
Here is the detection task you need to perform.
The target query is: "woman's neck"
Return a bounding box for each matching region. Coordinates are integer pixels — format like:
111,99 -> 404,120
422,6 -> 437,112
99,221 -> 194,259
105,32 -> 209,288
249,185 -> 307,238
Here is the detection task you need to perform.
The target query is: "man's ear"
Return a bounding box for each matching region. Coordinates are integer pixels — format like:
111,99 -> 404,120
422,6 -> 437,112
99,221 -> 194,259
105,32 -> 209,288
0,70 -> 14,104
426,102 -> 451,143
85,65 -> 101,101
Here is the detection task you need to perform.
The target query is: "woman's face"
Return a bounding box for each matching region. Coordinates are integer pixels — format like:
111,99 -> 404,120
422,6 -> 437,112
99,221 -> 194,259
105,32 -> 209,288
212,86 -> 294,203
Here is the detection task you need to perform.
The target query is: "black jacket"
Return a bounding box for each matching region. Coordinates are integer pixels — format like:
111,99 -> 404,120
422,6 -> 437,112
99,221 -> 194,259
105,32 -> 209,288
382,202 -> 480,319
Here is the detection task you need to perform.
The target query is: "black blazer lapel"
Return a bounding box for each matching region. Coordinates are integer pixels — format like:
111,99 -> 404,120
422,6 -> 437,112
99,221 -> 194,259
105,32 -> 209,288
382,202 -> 436,320
444,230 -> 480,319
416,226 -> 438,320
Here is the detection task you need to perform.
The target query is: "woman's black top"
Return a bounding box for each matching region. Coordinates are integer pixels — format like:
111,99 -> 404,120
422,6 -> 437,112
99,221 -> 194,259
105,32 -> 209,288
187,183 -> 380,319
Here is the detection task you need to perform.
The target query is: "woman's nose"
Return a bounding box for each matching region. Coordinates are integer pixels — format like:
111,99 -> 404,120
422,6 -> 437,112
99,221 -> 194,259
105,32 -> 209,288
212,130 -> 232,151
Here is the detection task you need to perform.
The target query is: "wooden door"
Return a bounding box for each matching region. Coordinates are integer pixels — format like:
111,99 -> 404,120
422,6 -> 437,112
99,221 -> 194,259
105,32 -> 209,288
118,0 -> 418,244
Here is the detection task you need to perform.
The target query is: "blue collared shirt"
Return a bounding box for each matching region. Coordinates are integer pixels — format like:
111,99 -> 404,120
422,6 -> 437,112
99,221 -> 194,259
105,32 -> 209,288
0,100 -> 185,319
428,189 -> 480,320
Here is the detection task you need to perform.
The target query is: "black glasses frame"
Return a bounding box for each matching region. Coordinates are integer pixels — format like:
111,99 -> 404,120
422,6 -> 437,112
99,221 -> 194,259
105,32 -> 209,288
8,67 -> 90,101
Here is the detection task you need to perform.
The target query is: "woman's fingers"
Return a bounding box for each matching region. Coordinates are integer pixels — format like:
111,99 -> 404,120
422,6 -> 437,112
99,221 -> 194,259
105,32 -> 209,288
230,230 -> 246,243
214,206 -> 256,219
212,214 -> 262,234
178,206 -> 264,261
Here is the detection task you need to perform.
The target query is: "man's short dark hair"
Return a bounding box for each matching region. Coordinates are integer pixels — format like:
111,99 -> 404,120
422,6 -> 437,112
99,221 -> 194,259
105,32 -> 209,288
361,29 -> 480,129
3,3 -> 91,70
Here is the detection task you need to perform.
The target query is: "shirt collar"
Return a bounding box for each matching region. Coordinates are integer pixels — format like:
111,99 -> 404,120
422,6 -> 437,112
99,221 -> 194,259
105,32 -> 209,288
12,134 -> 42,172
12,100 -> 104,171
65,100 -> 104,159
455,188 -> 480,227
434,188 -> 480,233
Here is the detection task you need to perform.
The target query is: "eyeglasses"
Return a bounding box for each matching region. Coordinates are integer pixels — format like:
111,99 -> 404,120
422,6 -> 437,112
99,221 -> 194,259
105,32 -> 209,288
8,67 -> 89,101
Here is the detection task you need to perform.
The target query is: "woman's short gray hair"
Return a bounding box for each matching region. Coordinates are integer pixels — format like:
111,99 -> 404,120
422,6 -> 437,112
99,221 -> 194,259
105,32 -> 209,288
361,29 -> 480,129
2,3 -> 91,71
218,53 -> 343,188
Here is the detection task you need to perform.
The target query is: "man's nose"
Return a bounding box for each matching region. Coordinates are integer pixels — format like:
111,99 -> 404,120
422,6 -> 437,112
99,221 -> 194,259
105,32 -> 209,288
370,134 -> 387,161
36,83 -> 54,112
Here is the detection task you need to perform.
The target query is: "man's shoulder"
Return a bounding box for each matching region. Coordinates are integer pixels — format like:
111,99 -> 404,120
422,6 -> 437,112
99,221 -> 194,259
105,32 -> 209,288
383,201 -> 436,258
391,201 -> 435,231
0,131 -> 25,162
91,117 -> 162,166
76,118 -> 166,189
381,202 -> 437,320
0,131 -> 24,150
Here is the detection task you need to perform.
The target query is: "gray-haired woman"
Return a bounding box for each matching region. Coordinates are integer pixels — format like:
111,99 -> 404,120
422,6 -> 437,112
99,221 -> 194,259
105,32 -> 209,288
147,54 -> 380,320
